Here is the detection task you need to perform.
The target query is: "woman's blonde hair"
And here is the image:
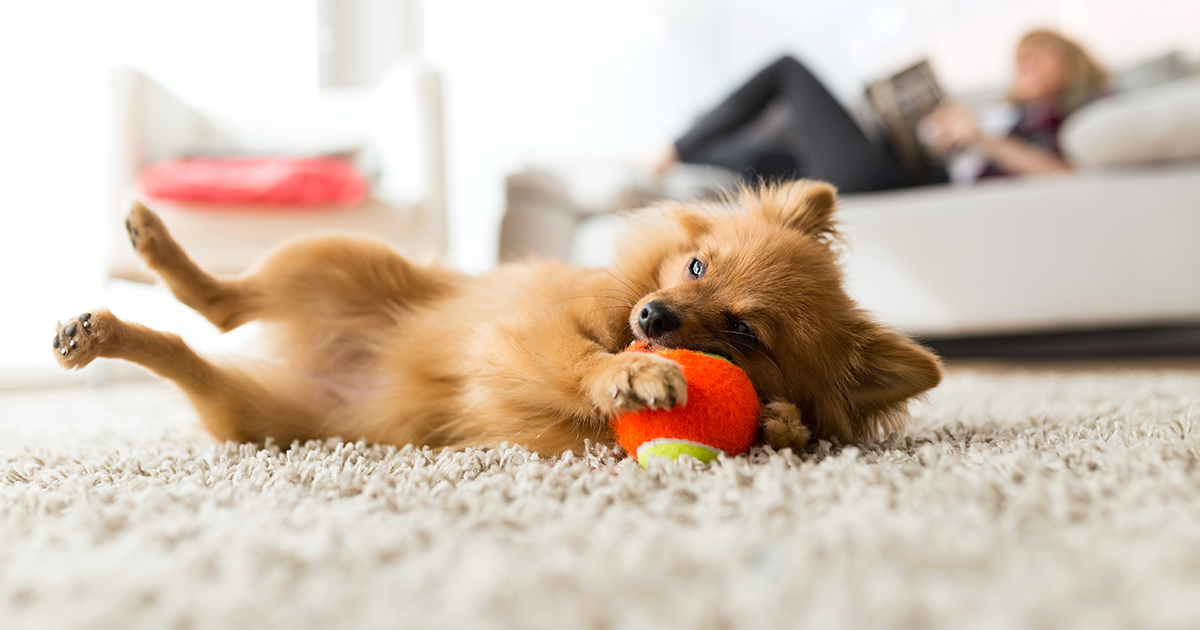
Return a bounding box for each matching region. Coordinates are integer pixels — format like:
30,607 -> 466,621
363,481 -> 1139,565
1015,29 -> 1109,114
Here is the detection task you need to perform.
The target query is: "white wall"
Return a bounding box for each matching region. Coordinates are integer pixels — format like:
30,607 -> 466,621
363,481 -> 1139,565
2,0 -> 1198,380
422,0 -> 1200,273
0,0 -> 318,378
318,0 -> 422,88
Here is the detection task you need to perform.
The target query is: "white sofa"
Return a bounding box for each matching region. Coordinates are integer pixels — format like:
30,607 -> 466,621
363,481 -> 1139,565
500,63 -> 1200,348
107,59 -> 446,283
501,162 -> 1200,345
835,165 -> 1200,337
500,62 -> 1200,349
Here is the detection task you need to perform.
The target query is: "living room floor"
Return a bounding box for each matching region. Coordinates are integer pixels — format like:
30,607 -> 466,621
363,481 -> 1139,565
4,359 -> 1200,628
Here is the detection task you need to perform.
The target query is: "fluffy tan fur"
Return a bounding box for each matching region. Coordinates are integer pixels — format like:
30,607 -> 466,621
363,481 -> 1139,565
54,180 -> 941,454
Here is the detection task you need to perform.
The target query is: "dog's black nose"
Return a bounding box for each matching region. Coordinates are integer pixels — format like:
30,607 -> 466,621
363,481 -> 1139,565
638,300 -> 680,339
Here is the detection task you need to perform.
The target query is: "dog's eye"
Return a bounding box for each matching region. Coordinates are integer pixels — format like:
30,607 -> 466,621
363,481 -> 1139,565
687,258 -> 705,278
732,320 -> 757,343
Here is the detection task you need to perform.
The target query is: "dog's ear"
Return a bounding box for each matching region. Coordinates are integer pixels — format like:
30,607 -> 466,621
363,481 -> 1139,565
747,179 -> 838,238
669,206 -> 712,241
844,324 -> 942,439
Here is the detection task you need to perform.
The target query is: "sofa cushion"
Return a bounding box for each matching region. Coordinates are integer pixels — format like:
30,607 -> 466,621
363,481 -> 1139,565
138,157 -> 368,208
1112,51 -> 1197,92
1062,75 -> 1200,167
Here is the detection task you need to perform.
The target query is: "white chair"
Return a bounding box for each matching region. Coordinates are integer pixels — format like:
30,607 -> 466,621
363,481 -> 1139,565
106,59 -> 446,283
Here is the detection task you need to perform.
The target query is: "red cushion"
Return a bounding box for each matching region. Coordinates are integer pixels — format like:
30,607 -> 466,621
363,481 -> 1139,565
137,157 -> 367,209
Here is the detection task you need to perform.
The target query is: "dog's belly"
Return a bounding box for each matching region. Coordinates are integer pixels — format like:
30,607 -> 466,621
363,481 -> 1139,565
313,369 -> 387,406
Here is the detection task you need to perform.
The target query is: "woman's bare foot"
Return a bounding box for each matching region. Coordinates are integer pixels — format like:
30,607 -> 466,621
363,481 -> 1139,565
647,145 -> 679,177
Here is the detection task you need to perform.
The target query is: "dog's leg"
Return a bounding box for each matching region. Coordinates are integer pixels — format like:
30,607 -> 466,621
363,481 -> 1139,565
760,400 -> 811,452
125,201 -> 455,334
442,308 -> 689,453
53,309 -> 339,443
124,202 -> 251,332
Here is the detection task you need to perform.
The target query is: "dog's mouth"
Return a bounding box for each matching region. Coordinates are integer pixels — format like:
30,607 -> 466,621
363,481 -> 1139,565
629,301 -> 741,365
630,330 -> 737,365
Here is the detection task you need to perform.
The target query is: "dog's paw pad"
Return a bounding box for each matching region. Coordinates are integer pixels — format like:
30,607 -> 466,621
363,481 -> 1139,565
124,202 -> 170,260
53,311 -> 107,369
125,218 -> 138,248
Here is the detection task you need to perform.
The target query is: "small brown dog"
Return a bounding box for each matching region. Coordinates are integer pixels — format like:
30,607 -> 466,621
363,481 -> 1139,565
54,180 -> 940,454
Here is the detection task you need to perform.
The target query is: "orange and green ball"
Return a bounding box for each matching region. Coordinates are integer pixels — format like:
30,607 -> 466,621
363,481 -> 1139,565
610,341 -> 761,467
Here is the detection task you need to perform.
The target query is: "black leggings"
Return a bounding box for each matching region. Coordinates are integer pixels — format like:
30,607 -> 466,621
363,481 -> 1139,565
674,56 -> 946,193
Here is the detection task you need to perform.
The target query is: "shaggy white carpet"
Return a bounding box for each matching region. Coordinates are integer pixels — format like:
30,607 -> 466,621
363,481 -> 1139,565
3,365 -> 1200,630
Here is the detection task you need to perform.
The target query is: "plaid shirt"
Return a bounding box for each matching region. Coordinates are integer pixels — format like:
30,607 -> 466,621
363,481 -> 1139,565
1011,101 -> 1066,156
982,89 -> 1108,178
980,101 -> 1065,178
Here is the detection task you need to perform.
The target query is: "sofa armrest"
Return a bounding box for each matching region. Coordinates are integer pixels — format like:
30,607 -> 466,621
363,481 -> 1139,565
499,163 -> 735,263
499,168 -> 636,263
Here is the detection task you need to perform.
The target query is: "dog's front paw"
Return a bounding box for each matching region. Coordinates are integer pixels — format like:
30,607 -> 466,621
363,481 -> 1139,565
594,352 -> 687,415
52,310 -> 113,370
760,400 -> 811,452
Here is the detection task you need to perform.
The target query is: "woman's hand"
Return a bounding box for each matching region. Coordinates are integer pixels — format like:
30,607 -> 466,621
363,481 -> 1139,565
920,102 -> 981,152
921,101 -> 1070,175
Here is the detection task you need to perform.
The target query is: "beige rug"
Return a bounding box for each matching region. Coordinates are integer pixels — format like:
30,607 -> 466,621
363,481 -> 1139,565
3,365 -> 1200,629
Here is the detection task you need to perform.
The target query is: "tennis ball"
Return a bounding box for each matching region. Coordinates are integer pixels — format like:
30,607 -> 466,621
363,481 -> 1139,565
610,340 -> 761,467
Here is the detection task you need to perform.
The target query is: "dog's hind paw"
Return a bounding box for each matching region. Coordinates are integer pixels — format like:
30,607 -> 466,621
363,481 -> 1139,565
53,310 -> 112,370
124,201 -> 173,265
